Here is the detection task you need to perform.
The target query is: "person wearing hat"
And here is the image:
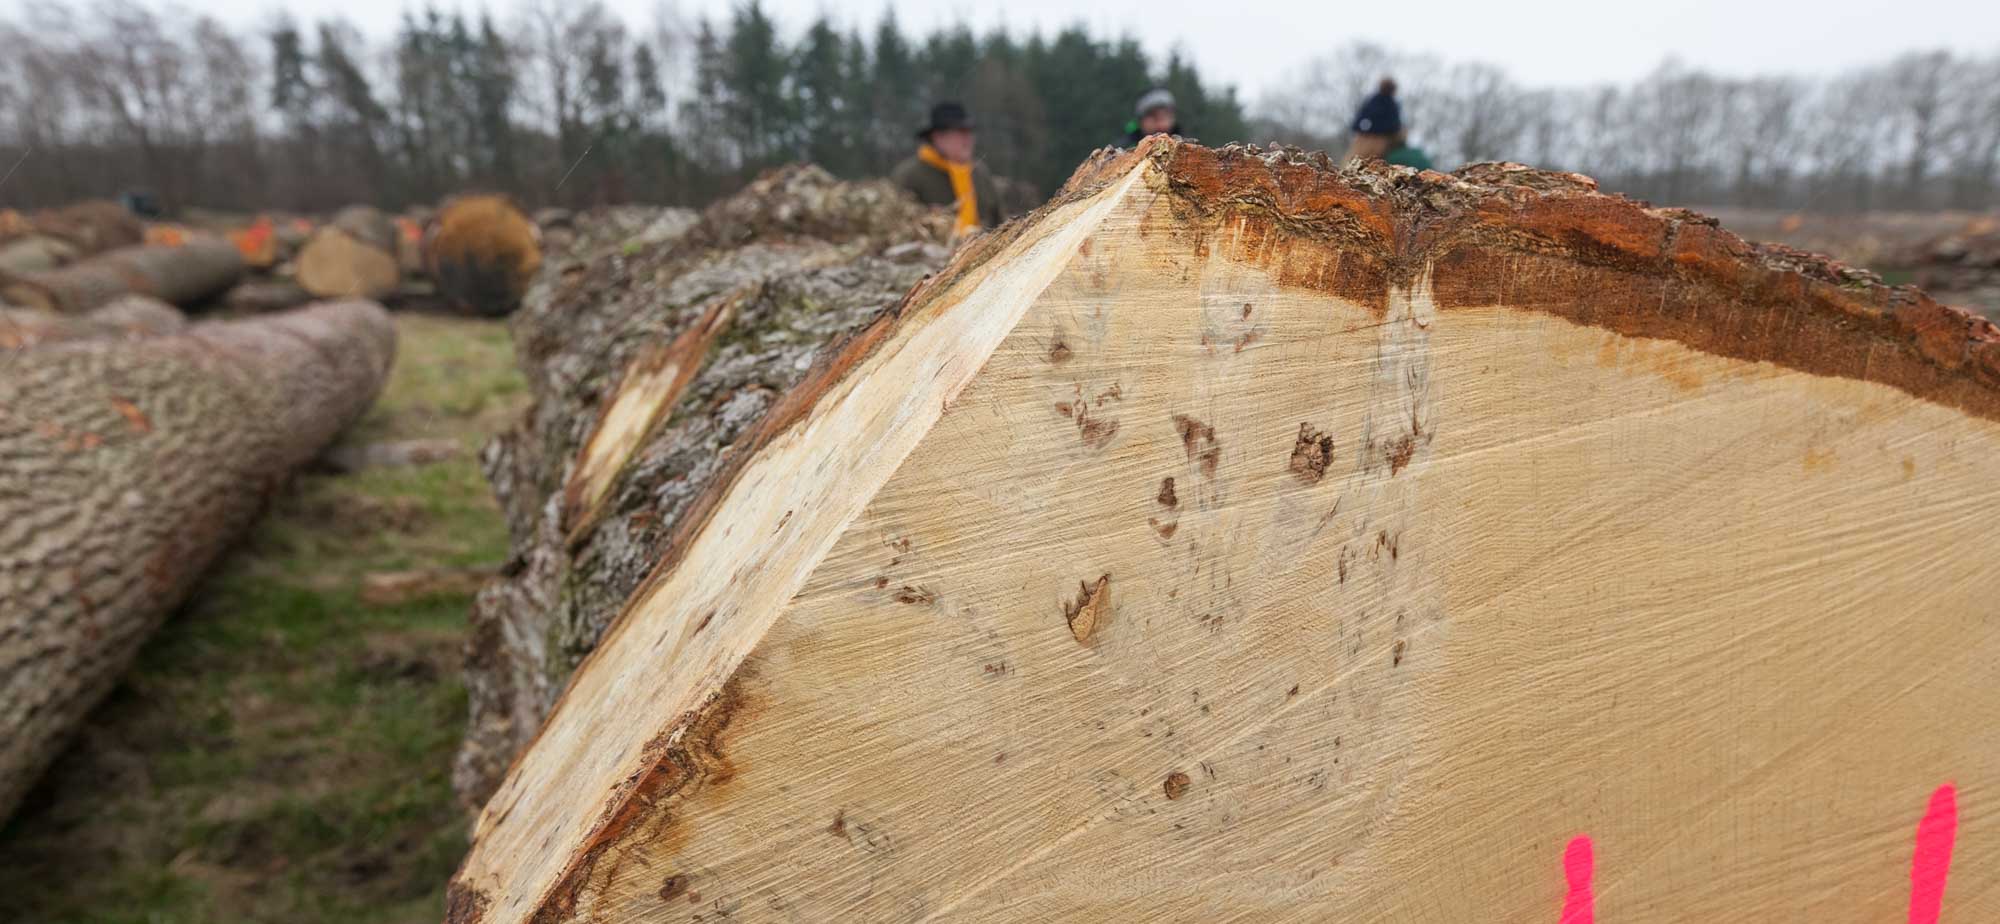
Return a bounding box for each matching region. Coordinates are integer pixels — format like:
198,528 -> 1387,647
1118,87 -> 1182,147
892,102 -> 1006,235
1347,78 -> 1402,162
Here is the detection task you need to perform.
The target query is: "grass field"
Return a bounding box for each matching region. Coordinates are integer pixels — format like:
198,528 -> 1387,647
0,314 -> 524,924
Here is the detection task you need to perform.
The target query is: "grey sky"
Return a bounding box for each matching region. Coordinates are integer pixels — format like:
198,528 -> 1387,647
26,0 -> 1997,100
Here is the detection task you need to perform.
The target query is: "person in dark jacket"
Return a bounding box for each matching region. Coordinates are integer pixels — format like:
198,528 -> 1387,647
1347,78 -> 1402,162
1117,87 -> 1182,147
891,102 -> 1006,235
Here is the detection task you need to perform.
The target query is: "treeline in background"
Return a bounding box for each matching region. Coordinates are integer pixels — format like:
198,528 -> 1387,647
2,0 -> 1997,216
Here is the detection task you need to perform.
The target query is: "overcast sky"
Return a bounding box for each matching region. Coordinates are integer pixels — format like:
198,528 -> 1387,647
27,0 -> 1997,100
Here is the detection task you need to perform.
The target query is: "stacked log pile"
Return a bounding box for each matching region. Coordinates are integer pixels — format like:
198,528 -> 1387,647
1903,217 -> 2000,313
0,239 -> 245,313
0,201 -> 152,280
20,201 -> 144,254
0,299 -> 397,821
446,141 -> 2000,922
452,165 -> 952,806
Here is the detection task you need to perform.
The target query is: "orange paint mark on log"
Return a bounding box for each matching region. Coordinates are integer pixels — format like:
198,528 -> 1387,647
110,397 -> 151,433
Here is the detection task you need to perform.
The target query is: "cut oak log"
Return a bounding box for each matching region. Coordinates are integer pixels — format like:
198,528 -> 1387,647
297,206 -> 402,299
222,278 -> 318,314
0,234 -> 80,275
27,200 -> 144,254
453,170 -> 948,808
424,195 -> 543,317
0,300 -> 395,821
219,280 -> 316,315
0,239 -> 246,313
449,141 -> 2000,923
0,295 -> 185,350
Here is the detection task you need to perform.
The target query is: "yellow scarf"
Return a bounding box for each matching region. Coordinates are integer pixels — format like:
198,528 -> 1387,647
917,143 -> 980,235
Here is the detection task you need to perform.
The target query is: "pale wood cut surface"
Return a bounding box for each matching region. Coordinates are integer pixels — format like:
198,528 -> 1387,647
450,143 -> 2000,922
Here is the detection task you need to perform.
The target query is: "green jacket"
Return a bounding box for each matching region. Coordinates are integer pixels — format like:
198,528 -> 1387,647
1385,145 -> 1434,171
891,155 -> 1007,229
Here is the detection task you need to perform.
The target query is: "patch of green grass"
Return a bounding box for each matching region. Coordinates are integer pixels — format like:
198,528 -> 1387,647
0,314 -> 525,924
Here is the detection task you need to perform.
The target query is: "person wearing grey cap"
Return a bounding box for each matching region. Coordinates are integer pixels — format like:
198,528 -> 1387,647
1117,87 -> 1183,147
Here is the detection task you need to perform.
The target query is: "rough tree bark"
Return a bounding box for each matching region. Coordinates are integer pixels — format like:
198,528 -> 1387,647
453,166 -> 951,808
449,141 -> 2000,923
0,295 -> 185,350
0,239 -> 246,313
296,206 -> 402,299
0,300 -> 396,822
425,195 -> 543,317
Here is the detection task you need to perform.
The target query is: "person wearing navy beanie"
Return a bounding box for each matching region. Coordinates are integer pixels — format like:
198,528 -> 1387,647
1347,78 -> 1401,162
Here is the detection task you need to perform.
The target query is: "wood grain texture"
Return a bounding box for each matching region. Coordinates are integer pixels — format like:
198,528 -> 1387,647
0,300 -> 396,821
450,141 -> 2000,922
297,207 -> 402,299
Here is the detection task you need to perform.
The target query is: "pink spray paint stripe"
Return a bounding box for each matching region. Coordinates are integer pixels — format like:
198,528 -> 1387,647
1909,783 -> 1958,924
1560,835 -> 1595,924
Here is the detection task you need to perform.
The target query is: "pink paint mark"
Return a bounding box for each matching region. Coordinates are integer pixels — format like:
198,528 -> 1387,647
1909,783 -> 1958,924
1560,835 -> 1595,924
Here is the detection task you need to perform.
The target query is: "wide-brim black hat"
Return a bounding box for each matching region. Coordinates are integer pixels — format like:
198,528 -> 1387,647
917,101 -> 975,138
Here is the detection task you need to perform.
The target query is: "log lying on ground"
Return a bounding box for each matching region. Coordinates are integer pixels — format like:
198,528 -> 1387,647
0,234 -> 80,275
449,140 -> 2000,923
26,200 -> 144,254
296,206 -> 401,299
0,295 -> 185,349
220,280 -> 316,315
452,167 -> 949,807
424,195 -> 543,317
0,299 -> 395,821
0,239 -> 246,313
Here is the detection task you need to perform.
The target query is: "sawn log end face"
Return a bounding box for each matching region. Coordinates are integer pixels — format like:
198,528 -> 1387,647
452,141 -> 2000,922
